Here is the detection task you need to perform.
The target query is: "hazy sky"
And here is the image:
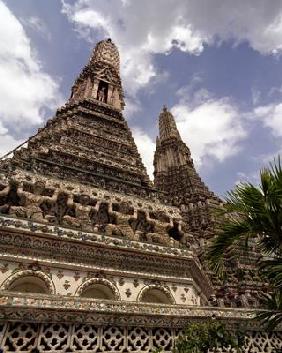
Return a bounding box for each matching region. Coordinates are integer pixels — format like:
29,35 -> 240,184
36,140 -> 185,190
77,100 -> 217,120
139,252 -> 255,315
1,0 -> 282,196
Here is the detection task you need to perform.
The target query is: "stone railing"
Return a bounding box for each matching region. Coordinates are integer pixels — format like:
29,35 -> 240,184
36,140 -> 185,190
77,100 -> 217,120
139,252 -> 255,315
0,292 -> 281,352
0,321 -> 281,353
0,291 -> 255,325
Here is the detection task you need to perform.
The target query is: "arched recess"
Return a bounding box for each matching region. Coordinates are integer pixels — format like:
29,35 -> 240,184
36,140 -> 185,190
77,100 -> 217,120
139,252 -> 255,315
76,278 -> 120,300
138,285 -> 175,304
2,270 -> 55,294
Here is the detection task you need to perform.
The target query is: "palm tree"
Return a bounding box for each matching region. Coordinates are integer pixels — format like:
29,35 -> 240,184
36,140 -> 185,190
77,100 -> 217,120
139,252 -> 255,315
256,291 -> 282,331
207,157 -> 282,328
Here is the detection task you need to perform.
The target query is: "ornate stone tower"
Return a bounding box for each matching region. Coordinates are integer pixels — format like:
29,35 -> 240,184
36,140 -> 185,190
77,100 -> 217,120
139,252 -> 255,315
154,106 -> 220,241
154,106 -> 268,312
0,40 -> 280,353
1,38 -> 152,196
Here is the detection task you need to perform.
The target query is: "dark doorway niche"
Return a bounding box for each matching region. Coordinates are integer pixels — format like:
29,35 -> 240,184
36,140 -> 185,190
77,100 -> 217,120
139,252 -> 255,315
168,221 -> 182,241
97,80 -> 109,103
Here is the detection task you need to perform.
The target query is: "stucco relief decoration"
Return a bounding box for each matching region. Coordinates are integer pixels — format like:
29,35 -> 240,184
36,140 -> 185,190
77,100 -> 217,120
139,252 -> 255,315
1,270 -> 55,294
75,277 -> 120,300
137,284 -> 176,304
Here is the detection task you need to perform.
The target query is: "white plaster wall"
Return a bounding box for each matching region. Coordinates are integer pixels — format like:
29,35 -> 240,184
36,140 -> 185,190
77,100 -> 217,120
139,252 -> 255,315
0,260 -> 201,305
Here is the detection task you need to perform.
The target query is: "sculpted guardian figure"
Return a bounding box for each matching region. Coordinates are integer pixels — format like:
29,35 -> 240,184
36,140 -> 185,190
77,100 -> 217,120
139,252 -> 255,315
10,181 -> 59,222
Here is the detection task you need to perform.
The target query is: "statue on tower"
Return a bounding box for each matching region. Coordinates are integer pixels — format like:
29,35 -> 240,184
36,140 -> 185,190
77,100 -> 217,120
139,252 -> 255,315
97,86 -> 106,102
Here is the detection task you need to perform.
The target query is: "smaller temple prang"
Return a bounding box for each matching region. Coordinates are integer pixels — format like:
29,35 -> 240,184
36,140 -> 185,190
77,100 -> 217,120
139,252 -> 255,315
154,106 -> 220,238
159,105 -> 181,142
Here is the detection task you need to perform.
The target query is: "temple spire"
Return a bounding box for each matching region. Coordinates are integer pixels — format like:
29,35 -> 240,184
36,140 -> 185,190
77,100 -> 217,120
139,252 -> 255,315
159,105 -> 181,142
154,107 -> 192,174
69,38 -> 125,110
0,38 -> 151,196
154,106 -> 220,236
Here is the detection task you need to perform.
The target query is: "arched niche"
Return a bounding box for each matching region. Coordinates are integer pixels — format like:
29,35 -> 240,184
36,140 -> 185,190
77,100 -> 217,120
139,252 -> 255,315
97,80 -> 109,103
138,285 -> 175,305
76,278 -> 120,301
3,270 -> 54,294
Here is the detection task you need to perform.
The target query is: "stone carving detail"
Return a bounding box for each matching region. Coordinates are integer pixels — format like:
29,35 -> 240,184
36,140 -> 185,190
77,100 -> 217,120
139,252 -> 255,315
127,327 -> 150,352
11,181 -> 59,222
76,277 -> 120,300
125,288 -> 132,297
129,210 -> 154,242
1,323 -> 281,352
180,293 -> 186,302
244,331 -> 282,352
72,324 -> 99,351
152,328 -> 173,351
2,270 -> 55,294
105,201 -> 138,241
0,215 -> 196,269
0,176 -> 185,247
137,284 -> 175,304
101,326 -> 125,352
2,322 -> 38,352
39,323 -> 69,351
0,180 -> 20,215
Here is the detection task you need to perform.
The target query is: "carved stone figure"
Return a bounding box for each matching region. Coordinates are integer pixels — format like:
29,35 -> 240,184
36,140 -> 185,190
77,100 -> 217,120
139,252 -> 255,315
0,184 -> 10,214
97,87 -> 106,102
10,181 -> 59,222
0,181 -> 20,214
67,194 -> 93,231
145,219 -> 174,246
105,202 -> 138,240
90,202 -> 115,233
129,211 -> 154,241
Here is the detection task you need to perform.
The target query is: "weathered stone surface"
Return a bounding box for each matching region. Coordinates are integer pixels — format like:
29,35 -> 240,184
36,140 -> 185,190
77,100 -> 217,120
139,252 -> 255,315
153,106 -> 269,310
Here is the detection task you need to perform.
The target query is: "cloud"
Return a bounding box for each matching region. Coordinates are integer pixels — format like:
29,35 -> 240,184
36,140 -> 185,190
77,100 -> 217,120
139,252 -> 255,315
132,88 -> 247,178
62,0 -> 282,99
0,121 -> 21,157
61,0 -> 205,98
235,171 -> 260,186
21,16 -> 51,41
60,0 -> 282,178
171,88 -> 247,166
132,128 -> 155,179
254,103 -> 282,137
0,1 -> 61,156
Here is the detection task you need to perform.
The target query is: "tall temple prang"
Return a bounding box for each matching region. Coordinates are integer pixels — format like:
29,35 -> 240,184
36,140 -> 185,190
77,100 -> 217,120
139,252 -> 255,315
0,39 -> 281,353
70,38 -> 125,110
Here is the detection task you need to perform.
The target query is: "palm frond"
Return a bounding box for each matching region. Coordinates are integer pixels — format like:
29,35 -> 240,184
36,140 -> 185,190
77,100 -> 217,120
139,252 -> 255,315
256,291 -> 282,330
207,220 -> 251,274
208,157 -> 282,274
260,258 -> 282,289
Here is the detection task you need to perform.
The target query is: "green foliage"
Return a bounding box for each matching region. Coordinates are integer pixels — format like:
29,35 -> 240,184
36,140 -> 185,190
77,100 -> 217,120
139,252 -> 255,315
207,157 -> 282,275
256,291 -> 282,331
260,258 -> 282,290
174,321 -> 244,353
206,157 -> 282,330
